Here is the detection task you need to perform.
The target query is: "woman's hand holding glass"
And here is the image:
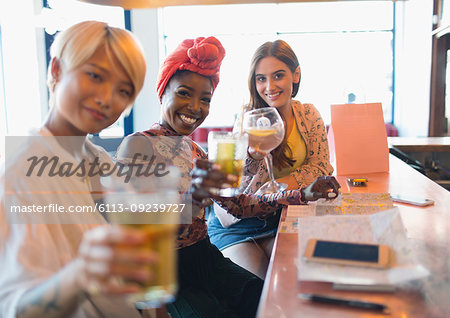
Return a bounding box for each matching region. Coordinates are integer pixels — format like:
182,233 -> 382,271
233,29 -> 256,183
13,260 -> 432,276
207,131 -> 248,197
243,107 -> 287,194
191,160 -> 340,205
261,176 -> 340,205
190,159 -> 238,204
76,225 -> 158,295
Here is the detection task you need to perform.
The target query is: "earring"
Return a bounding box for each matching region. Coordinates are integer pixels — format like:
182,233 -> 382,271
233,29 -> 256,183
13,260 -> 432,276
50,77 -> 57,90
51,73 -> 59,87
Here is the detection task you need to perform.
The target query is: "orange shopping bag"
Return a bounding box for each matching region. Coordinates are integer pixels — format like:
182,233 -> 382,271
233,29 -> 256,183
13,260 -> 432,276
328,103 -> 389,175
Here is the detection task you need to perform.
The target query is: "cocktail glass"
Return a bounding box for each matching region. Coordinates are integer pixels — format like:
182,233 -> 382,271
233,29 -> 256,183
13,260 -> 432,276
243,107 -> 287,194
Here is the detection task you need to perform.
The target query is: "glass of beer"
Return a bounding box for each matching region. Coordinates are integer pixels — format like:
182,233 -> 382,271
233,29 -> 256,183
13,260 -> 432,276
208,131 -> 248,196
101,167 -> 181,309
124,222 -> 178,309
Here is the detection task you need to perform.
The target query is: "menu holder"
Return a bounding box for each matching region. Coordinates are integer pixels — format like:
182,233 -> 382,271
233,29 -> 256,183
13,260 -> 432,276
328,103 -> 389,175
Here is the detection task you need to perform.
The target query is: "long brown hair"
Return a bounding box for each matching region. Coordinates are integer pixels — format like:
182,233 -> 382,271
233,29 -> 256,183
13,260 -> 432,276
248,40 -> 301,169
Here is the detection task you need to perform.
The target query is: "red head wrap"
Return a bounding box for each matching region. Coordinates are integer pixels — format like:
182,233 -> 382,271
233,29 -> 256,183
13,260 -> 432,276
156,36 -> 226,100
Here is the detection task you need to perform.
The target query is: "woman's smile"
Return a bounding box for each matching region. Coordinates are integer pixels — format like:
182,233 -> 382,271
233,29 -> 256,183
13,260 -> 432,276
179,113 -> 199,125
266,91 -> 282,101
83,106 -> 107,120
161,71 -> 212,136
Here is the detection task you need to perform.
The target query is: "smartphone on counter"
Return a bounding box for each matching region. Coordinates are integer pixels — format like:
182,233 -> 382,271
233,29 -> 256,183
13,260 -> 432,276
390,194 -> 434,207
304,239 -> 390,269
347,178 -> 368,186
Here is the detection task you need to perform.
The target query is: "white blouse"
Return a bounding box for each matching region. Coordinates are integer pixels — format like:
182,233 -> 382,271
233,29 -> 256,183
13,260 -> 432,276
0,128 -> 141,318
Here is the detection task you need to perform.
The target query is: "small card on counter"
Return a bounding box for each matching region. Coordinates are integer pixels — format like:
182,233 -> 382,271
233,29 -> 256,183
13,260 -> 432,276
286,205 -> 315,218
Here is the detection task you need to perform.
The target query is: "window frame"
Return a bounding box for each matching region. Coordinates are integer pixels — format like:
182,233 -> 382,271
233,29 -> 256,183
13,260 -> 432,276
159,2 -> 396,127
429,0 -> 450,136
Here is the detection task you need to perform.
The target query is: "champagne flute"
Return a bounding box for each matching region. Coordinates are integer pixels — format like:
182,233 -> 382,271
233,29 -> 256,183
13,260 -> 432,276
243,107 -> 287,194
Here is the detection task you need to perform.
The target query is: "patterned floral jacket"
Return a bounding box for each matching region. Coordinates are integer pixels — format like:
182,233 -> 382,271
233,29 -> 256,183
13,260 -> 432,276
214,101 -> 333,222
242,100 -> 333,192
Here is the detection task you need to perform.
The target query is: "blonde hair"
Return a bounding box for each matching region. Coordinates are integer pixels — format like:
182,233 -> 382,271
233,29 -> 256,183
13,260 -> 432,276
47,20 -> 146,115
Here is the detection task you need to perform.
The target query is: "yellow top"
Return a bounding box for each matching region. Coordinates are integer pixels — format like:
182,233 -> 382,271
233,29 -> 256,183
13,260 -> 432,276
273,122 -> 306,179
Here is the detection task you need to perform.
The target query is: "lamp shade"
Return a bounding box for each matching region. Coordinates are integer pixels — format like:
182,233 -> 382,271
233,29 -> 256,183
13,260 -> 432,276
77,0 -> 159,9
77,0 -> 395,10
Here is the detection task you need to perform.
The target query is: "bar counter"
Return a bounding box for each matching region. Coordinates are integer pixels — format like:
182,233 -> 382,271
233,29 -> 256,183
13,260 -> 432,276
256,155 -> 450,318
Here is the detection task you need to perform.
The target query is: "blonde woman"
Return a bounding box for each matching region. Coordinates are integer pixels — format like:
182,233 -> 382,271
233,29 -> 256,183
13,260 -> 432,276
0,21 -> 152,318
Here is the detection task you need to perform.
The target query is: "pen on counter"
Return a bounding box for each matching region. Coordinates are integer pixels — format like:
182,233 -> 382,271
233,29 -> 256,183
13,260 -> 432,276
298,293 -> 390,314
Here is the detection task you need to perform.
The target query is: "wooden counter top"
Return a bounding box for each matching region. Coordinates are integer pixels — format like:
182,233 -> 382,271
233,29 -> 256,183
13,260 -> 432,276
256,155 -> 450,318
388,136 -> 450,152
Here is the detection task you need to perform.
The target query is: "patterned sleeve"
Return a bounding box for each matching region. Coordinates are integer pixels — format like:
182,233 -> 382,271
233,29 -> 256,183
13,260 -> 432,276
214,188 -> 305,219
290,103 -> 333,188
213,102 -> 332,219
238,154 -> 264,191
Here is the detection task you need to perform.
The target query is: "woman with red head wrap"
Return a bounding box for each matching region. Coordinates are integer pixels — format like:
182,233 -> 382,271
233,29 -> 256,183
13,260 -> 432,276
115,37 -> 263,318
117,36 -> 339,317
156,36 -> 225,100
154,36 -> 226,137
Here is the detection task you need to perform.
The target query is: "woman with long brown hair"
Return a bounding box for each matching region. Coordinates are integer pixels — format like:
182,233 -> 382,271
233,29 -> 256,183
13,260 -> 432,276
208,40 -> 334,279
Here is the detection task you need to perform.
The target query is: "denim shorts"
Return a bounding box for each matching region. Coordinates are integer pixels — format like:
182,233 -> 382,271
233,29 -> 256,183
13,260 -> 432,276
207,207 -> 282,250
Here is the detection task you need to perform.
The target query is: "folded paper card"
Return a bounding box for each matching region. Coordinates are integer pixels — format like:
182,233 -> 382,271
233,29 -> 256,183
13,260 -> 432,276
328,103 -> 389,175
315,193 -> 394,215
282,193 -> 394,233
287,193 -> 394,219
296,208 -> 429,285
